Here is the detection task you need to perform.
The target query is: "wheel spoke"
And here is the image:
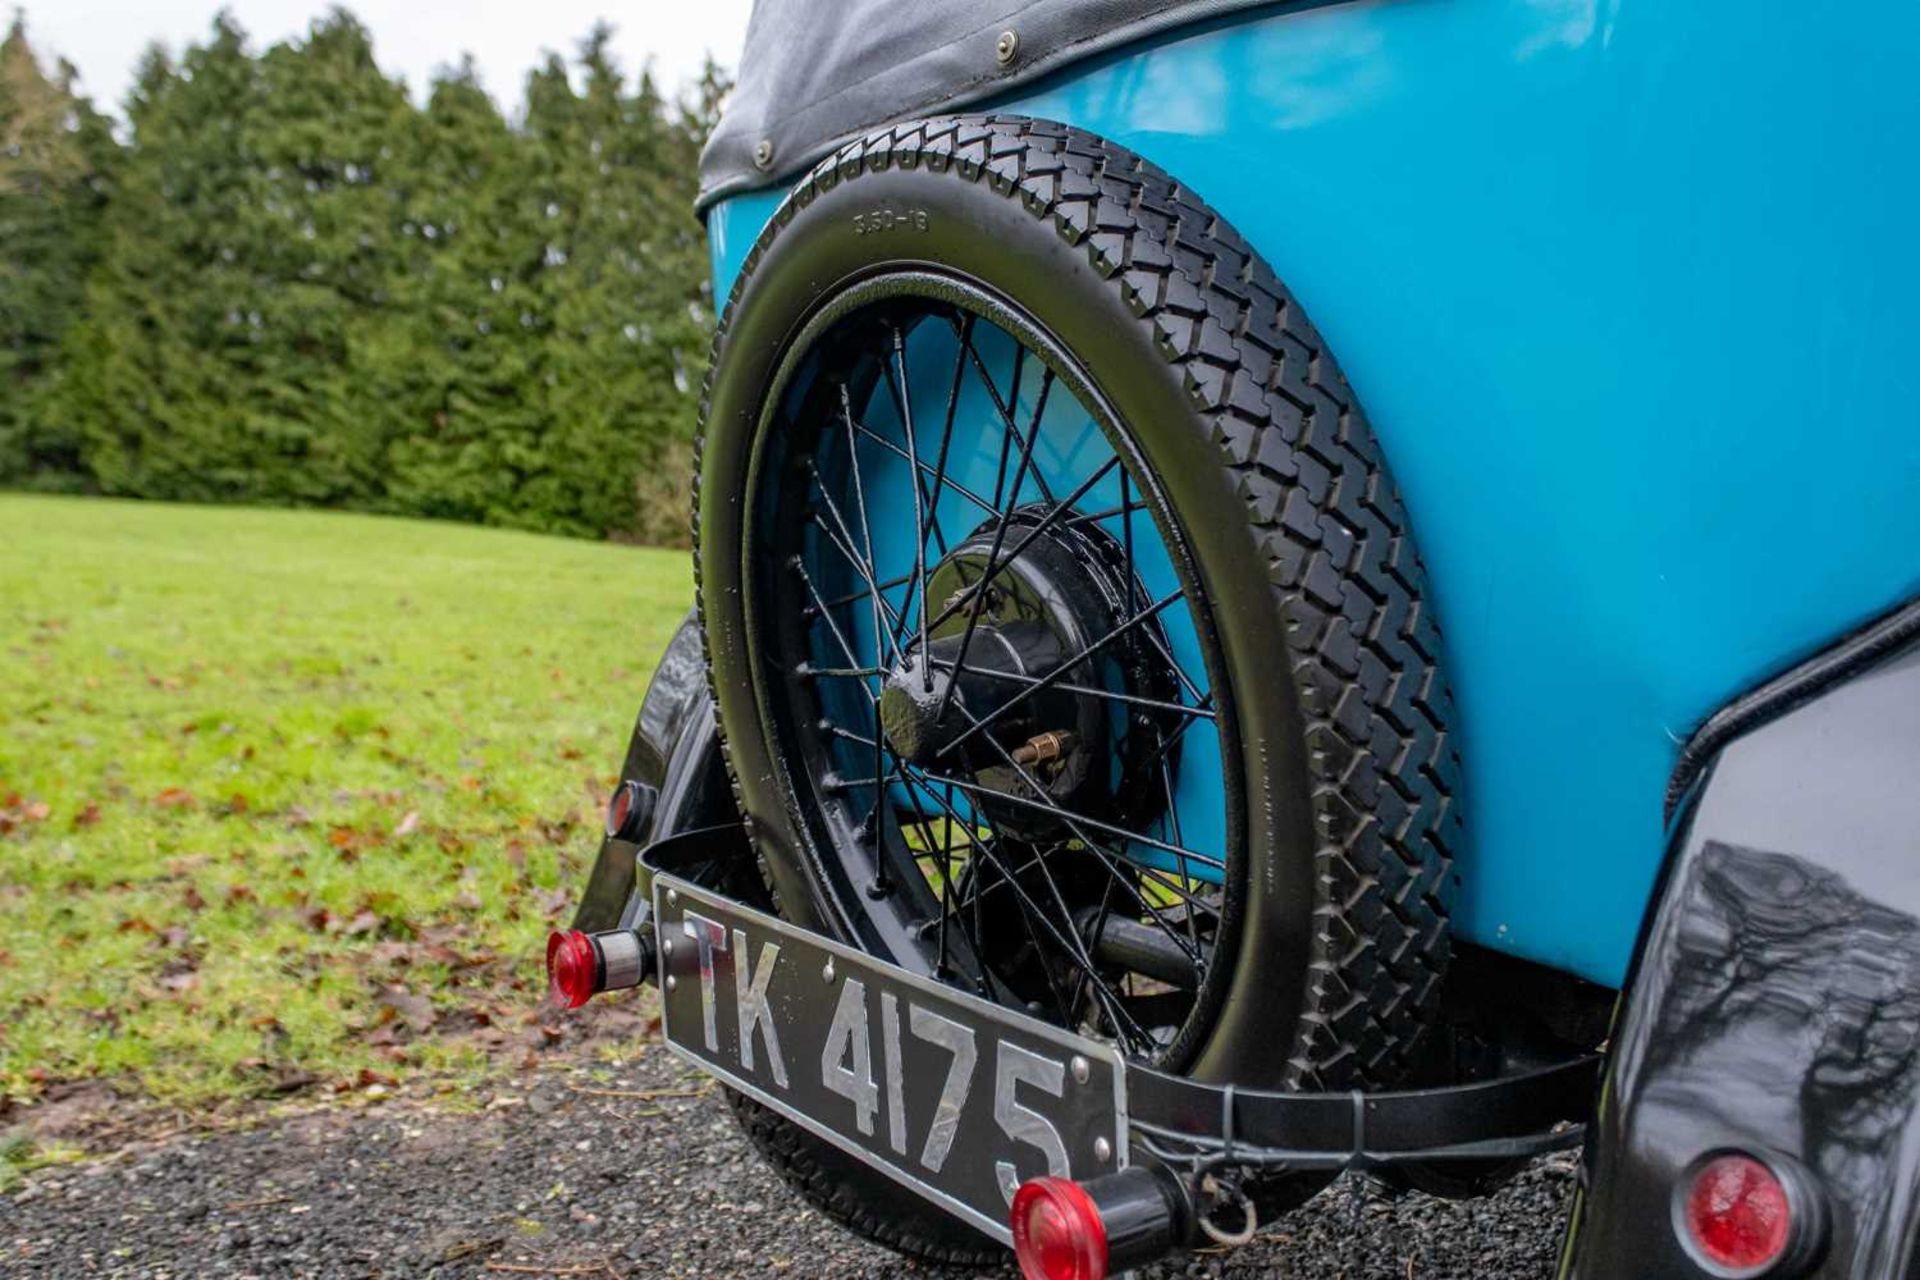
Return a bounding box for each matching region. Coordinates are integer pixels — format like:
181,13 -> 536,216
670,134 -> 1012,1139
1135,695 -> 1213,778
845,420 -> 1001,522
924,656 -> 1215,721
1139,622 -> 1208,707
824,724 -> 879,748
936,780 -> 958,980
1063,499 -> 1152,530
1157,751 -> 1202,962
904,771 -> 1152,1049
917,312 -> 974,562
943,588 -> 1187,754
792,560 -> 879,707
838,384 -> 892,677
959,324 -> 1058,507
989,343 -> 1024,511
926,709 -> 1216,957
905,762 -> 1223,891
821,566 -> 914,615
888,761 -> 998,1001
881,327 -> 934,678
934,367 -> 1055,719
844,412 -> 891,825
922,454 -> 1121,637
808,473 -> 904,667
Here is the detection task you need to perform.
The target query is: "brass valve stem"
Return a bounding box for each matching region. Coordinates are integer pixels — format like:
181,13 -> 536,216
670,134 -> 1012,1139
1011,730 -> 1073,767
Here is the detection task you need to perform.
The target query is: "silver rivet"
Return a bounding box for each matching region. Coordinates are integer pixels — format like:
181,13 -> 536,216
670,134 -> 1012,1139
661,937 -> 674,958
1070,1055 -> 1090,1085
822,959 -> 836,983
665,974 -> 678,991
754,139 -> 775,169
995,30 -> 1019,65
667,888 -> 679,906
1093,1136 -> 1113,1163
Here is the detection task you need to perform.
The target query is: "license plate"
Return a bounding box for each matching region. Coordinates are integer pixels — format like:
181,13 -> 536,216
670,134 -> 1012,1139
652,874 -> 1129,1243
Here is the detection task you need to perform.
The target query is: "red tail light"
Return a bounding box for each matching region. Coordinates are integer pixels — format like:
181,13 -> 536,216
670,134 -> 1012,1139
546,929 -> 599,1008
546,926 -> 652,1008
1676,1151 -> 1822,1276
1011,1177 -> 1108,1280
604,779 -> 656,842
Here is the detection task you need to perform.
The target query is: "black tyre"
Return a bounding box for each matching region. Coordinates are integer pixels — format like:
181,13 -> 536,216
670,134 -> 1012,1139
694,115 -> 1460,1262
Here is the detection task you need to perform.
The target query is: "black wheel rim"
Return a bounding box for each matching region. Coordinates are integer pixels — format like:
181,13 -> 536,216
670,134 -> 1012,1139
745,273 -> 1245,1069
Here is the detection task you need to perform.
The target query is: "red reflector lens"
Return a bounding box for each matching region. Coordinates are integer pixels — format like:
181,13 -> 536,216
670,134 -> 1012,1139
1681,1153 -> 1792,1274
1011,1177 -> 1107,1280
545,929 -> 598,1008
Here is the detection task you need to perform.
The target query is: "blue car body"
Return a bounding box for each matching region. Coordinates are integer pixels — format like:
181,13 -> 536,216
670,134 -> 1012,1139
703,0 -> 1920,989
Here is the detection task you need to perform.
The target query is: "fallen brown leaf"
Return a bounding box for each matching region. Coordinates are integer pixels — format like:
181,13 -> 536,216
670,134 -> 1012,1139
378,984 -> 438,1033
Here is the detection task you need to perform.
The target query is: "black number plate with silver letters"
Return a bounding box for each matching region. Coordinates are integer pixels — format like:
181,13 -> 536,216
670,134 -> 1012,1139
653,874 -> 1129,1242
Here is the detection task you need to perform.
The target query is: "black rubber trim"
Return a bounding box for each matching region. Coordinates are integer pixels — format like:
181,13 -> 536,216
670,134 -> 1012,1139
1666,595 -> 1920,824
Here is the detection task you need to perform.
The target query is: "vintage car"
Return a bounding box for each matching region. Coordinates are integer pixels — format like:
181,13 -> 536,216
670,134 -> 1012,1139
549,2 -> 1920,1276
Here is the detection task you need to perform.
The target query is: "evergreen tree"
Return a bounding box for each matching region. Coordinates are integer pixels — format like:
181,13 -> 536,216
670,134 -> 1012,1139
0,11 -> 119,484
375,55 -> 548,528
8,6 -> 722,542
245,8 -> 417,503
520,30 -> 712,541
45,16 -> 271,500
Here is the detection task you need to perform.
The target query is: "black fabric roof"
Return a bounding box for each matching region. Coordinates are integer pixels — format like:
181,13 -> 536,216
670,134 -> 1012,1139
697,0 -> 1278,215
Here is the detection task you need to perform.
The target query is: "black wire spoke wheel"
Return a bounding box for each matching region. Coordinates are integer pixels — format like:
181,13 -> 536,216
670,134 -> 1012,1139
755,284 -> 1237,1066
694,116 -> 1461,1264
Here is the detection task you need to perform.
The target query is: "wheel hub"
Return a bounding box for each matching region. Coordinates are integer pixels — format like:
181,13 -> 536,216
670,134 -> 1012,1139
874,508 -> 1178,837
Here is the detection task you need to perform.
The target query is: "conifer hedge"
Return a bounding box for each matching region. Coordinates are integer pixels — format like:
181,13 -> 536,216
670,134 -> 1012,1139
0,11 -> 718,543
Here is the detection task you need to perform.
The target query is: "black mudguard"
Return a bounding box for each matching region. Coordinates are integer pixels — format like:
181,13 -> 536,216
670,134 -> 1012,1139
571,611 -> 737,931
1562,611 -> 1920,1279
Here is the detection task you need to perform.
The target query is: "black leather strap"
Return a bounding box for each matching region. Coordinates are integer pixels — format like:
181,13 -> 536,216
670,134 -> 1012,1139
1128,1055 -> 1600,1167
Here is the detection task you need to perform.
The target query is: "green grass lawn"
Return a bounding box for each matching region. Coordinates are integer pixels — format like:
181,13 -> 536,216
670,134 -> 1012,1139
0,495 -> 690,1108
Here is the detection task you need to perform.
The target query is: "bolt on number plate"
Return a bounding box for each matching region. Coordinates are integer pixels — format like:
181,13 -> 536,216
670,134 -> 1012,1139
652,874 -> 1129,1242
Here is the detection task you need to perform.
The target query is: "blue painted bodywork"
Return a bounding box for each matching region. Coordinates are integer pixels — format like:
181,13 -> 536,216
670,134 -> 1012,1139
704,0 -> 1920,988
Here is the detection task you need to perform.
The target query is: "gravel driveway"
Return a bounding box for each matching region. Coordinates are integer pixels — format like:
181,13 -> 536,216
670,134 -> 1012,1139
5,1037 -> 1575,1280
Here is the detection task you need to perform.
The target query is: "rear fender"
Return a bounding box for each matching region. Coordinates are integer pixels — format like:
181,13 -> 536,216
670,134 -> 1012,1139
571,611 -> 738,931
1563,604 -> 1920,1278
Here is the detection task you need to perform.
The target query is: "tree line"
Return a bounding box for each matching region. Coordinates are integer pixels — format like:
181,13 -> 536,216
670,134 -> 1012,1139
0,10 -> 719,543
